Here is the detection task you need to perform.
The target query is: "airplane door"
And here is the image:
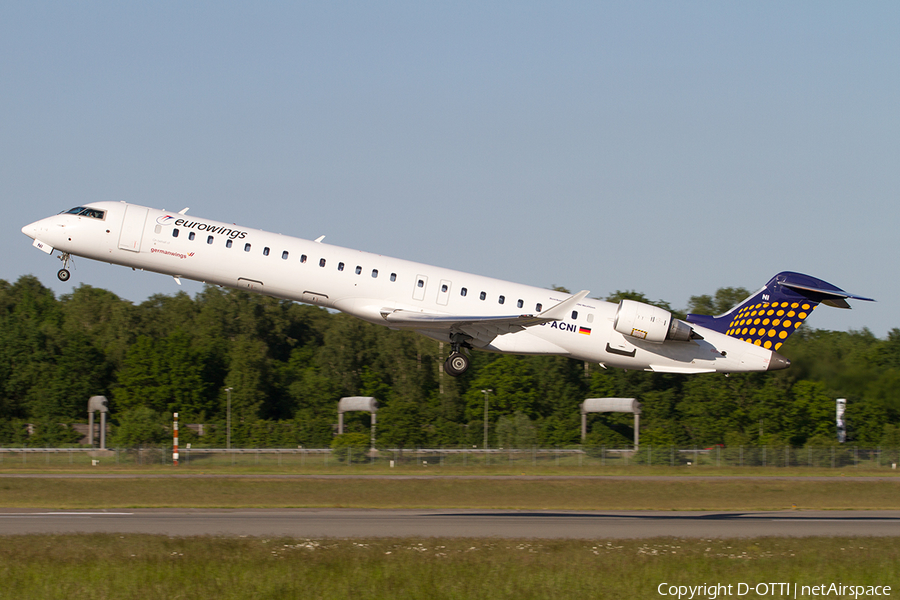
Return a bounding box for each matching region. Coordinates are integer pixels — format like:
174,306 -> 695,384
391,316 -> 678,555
118,205 -> 148,252
437,279 -> 451,305
413,274 -> 428,301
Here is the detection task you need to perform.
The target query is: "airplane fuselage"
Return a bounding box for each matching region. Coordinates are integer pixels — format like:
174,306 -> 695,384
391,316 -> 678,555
22,201 -> 786,374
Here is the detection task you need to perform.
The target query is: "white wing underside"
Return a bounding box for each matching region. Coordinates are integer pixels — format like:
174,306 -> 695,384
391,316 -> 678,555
379,290 -> 590,344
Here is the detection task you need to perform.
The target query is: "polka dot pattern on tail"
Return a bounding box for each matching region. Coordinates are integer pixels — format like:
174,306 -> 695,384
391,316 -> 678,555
725,302 -> 816,350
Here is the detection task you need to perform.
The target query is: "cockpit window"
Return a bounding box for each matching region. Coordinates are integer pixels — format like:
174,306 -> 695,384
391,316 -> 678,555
62,206 -> 106,220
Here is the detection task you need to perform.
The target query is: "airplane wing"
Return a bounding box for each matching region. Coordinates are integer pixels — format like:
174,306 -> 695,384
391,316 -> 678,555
380,290 -> 590,341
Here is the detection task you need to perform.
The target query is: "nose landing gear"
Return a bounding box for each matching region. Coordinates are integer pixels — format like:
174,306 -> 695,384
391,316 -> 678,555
57,253 -> 73,281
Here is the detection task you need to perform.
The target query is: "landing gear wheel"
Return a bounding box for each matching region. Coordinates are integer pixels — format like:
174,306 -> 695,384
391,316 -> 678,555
56,252 -> 73,281
444,352 -> 469,377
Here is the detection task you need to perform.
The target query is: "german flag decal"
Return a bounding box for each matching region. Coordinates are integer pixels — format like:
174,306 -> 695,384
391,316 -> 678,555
578,327 -> 591,335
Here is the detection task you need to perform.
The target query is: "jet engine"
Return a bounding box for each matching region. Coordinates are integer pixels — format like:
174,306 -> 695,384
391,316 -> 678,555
613,299 -> 697,343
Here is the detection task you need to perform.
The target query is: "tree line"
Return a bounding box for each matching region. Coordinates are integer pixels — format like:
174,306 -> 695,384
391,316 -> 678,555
1,275 -> 898,448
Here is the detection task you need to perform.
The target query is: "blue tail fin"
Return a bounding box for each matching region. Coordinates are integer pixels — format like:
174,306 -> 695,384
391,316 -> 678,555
686,272 -> 874,351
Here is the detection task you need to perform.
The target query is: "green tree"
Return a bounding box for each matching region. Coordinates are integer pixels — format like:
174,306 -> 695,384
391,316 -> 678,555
224,334 -> 271,424
464,355 -> 539,424
112,331 -> 209,417
495,411 -> 537,449
605,290 -> 676,314
788,380 -> 838,445
28,419 -> 82,447
0,276 -> 62,421
110,406 -> 167,446
59,285 -> 136,369
378,394 -> 425,449
37,332 -> 110,420
686,287 -> 751,316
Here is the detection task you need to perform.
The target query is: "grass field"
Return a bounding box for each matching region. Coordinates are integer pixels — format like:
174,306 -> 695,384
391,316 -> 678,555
1,475 -> 898,510
1,534 -> 896,600
3,467 -> 898,598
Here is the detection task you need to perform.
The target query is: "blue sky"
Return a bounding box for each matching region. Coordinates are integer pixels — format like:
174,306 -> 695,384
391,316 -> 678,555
2,2 -> 897,335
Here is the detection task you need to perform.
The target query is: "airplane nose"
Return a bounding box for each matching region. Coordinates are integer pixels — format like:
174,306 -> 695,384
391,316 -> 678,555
21,221 -> 40,240
767,351 -> 791,371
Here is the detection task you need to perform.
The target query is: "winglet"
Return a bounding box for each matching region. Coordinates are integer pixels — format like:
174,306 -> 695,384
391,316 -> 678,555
538,290 -> 590,321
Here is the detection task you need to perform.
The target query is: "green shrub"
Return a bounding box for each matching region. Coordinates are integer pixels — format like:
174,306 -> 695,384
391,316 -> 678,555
110,407 -> 167,447
630,445 -> 689,466
330,432 -> 370,463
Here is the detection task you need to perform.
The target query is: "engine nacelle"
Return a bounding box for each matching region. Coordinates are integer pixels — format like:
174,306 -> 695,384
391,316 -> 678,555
613,299 -> 696,343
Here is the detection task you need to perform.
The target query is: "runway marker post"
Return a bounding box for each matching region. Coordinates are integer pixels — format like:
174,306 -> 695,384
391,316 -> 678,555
173,412 -> 179,466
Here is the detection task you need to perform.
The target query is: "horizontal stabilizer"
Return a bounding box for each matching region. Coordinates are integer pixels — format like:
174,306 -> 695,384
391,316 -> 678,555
780,279 -> 874,308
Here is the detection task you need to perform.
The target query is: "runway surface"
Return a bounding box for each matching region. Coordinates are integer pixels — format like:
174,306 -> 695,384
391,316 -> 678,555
2,509 -> 900,538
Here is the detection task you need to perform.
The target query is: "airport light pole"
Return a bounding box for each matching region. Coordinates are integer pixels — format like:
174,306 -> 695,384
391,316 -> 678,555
481,389 -> 492,449
225,387 -> 233,450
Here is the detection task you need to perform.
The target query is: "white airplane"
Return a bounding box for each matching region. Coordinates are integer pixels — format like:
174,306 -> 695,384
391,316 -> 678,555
22,202 -> 873,377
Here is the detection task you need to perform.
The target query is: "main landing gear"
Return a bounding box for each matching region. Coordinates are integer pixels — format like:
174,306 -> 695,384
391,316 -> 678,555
443,333 -> 473,377
57,253 -> 72,281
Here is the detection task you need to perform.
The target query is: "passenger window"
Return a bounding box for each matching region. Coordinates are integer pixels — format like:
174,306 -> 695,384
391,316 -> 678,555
263,247 -> 270,256
441,284 -> 448,293
172,229 -> 179,238
390,273 -> 397,282
300,254 -> 307,263
188,232 -> 195,241
338,262 -> 345,271
355,266 -> 362,275
571,310 -> 578,320
226,239 -> 233,248
536,303 -> 543,312
282,251 -> 289,260
207,236 -> 214,245
498,295 -> 505,304
461,287 -> 467,297
517,299 -> 523,309
244,243 -> 251,252
319,258 -> 326,267
587,314 -> 594,323
154,225 -> 162,234
372,269 -> 378,278
479,292 -> 486,301
417,279 -> 424,288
